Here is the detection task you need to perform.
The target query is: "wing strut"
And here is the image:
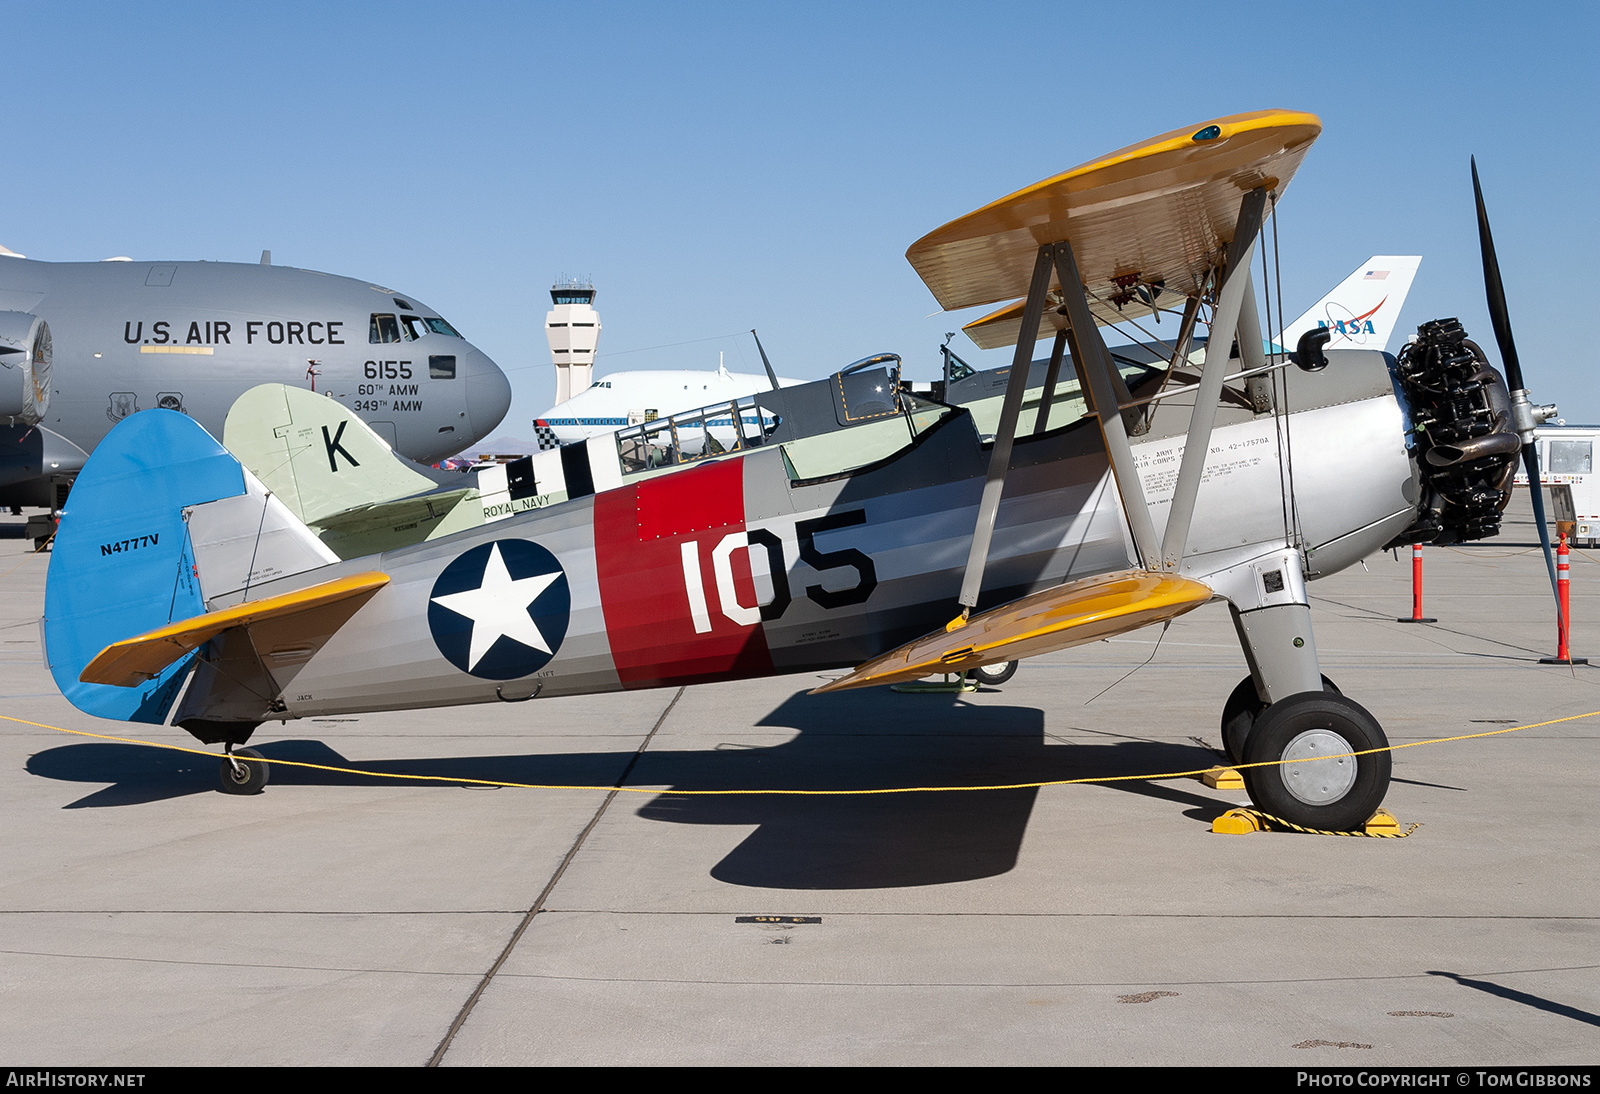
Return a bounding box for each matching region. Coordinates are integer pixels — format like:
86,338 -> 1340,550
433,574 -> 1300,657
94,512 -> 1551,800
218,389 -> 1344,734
955,245 -> 1055,612
952,187 -> 1268,616
1034,330 -> 1069,434
1159,187 -> 1268,569
1051,239 -> 1161,567
1150,294 -> 1205,398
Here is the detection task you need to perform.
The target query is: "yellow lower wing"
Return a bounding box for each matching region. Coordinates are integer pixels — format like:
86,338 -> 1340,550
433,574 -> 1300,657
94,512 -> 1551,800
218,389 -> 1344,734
961,296 -> 1126,351
811,570 -> 1212,694
80,572 -> 389,687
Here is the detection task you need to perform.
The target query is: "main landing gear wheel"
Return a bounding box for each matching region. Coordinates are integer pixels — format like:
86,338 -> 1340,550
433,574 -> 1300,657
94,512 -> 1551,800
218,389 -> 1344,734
1221,674 -> 1341,765
968,661 -> 1019,687
219,747 -> 269,795
1240,692 -> 1391,832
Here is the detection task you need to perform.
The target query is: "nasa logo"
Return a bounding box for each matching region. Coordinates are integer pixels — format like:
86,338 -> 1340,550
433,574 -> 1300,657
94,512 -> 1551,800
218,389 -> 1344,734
1316,296 -> 1388,343
427,540 -> 571,679
1318,319 -> 1377,335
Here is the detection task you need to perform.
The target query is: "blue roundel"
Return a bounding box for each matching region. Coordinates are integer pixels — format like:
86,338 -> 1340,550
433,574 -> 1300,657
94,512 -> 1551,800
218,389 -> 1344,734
427,539 -> 571,680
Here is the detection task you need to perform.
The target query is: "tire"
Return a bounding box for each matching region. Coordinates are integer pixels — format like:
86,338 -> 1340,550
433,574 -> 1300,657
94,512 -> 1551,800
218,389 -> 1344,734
219,747 -> 269,795
969,661 -> 1018,687
1240,692 -> 1390,832
1221,674 -> 1341,765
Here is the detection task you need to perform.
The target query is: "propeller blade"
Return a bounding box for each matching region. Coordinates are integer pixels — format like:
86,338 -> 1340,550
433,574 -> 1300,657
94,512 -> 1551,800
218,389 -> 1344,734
1472,157 -> 1525,394
1475,158 -> 1560,613
1522,442 -> 1563,614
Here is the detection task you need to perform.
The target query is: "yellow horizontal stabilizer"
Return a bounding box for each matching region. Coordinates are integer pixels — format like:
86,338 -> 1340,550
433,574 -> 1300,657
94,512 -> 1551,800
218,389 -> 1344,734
80,571 -> 389,687
907,110 -> 1321,315
811,569 -> 1212,694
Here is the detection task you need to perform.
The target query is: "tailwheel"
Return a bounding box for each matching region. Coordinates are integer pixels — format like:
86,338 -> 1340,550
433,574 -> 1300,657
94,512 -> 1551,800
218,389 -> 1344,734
1241,692 -> 1391,832
219,747 -> 269,795
1220,674 -> 1341,765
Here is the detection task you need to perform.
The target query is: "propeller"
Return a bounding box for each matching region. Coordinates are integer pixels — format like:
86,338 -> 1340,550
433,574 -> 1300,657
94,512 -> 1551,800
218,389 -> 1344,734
1472,157 -> 1562,610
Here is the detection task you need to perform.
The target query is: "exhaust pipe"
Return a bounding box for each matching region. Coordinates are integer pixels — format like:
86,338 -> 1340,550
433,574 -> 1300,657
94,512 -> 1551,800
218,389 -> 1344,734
1424,431 -> 1521,467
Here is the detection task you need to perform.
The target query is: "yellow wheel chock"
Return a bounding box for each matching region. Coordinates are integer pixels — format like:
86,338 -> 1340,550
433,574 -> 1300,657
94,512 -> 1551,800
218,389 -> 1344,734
1212,806 -> 1412,837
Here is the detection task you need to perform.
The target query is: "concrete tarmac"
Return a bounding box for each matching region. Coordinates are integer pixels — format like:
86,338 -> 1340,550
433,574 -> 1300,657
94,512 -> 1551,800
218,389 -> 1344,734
1,527 -> 1596,1066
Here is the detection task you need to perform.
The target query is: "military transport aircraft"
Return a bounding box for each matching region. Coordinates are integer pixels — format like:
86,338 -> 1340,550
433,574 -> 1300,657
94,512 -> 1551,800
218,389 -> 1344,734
39,110 -> 1554,835
0,249 -> 512,518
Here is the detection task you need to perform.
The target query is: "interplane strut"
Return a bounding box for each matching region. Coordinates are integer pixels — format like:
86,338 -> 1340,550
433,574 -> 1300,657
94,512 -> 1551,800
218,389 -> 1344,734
1158,187 -> 1267,570
954,186 -> 1271,615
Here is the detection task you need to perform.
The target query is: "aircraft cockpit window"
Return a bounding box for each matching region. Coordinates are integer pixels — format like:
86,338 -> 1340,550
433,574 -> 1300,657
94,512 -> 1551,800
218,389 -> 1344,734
430,355 -> 457,380
781,392 -> 953,481
395,315 -> 461,340
615,395 -> 779,476
369,314 -> 402,343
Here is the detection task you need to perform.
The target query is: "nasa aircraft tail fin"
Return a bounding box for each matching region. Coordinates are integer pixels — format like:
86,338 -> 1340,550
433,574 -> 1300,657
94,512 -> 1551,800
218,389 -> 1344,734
43,410 -> 337,723
1277,255 -> 1421,354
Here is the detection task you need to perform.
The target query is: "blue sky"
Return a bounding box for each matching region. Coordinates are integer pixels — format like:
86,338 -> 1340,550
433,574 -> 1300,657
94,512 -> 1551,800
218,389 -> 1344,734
10,1 -> 1597,435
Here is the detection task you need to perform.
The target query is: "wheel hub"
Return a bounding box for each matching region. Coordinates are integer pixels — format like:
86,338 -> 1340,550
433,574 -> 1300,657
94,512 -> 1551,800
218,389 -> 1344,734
1279,729 -> 1357,805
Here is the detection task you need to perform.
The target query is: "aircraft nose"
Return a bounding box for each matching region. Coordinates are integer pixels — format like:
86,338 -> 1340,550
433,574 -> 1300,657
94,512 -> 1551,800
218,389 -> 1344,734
463,345 -> 512,439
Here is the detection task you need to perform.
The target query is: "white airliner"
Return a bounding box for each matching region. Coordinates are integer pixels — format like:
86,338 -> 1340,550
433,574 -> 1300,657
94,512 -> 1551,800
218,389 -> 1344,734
533,255 -> 1420,450
533,358 -> 805,450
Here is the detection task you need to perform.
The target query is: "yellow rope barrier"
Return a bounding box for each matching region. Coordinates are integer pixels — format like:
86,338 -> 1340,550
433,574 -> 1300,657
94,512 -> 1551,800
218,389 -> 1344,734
0,532 -> 55,580
4,709 -> 1596,797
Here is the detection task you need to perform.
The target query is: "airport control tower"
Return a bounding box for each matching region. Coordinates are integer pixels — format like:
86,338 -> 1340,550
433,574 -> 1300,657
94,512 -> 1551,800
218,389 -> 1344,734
545,278 -> 601,404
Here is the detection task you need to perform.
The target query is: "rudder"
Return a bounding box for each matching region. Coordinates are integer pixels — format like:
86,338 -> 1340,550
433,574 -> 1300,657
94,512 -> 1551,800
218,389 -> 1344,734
43,411 -> 245,723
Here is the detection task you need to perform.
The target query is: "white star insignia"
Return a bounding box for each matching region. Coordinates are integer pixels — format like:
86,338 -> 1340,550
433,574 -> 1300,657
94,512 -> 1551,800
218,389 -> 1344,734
430,543 -> 560,671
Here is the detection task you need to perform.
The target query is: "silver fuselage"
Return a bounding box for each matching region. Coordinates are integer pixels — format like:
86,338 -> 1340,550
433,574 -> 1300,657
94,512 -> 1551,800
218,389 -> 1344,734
193,349 -> 1415,721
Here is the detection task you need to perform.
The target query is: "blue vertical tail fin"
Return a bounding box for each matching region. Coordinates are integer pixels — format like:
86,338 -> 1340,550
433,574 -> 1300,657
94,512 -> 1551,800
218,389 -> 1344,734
43,410 -> 246,723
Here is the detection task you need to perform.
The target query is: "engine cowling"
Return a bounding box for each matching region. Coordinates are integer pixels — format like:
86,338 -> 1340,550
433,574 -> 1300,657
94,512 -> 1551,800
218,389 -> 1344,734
0,311 -> 52,424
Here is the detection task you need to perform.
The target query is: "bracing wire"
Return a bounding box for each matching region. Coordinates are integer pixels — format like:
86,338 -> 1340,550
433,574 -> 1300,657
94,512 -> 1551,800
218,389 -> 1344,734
1083,620 -> 1170,705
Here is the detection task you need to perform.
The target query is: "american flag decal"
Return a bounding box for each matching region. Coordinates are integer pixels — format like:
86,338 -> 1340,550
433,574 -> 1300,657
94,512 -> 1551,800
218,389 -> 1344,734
1363,270 -> 1389,280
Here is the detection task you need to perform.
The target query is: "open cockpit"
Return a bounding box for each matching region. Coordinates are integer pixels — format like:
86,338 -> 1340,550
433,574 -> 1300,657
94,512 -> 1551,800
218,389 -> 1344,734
605,346 -> 1174,486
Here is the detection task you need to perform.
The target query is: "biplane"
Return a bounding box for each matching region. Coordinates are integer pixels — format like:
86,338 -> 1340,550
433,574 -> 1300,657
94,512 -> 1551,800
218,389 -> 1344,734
41,110 -> 1552,832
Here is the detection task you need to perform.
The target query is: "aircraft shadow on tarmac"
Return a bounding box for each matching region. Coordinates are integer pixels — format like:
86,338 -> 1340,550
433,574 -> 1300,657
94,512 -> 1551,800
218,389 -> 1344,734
26,688 -> 1227,889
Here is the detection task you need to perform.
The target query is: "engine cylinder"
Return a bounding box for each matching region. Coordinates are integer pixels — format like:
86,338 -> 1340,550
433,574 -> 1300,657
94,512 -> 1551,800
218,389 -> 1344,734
1389,318 -> 1519,545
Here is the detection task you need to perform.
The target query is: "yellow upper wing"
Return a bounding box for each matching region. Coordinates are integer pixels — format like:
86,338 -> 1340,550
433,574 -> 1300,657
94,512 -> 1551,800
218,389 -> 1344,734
906,110 -> 1321,319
